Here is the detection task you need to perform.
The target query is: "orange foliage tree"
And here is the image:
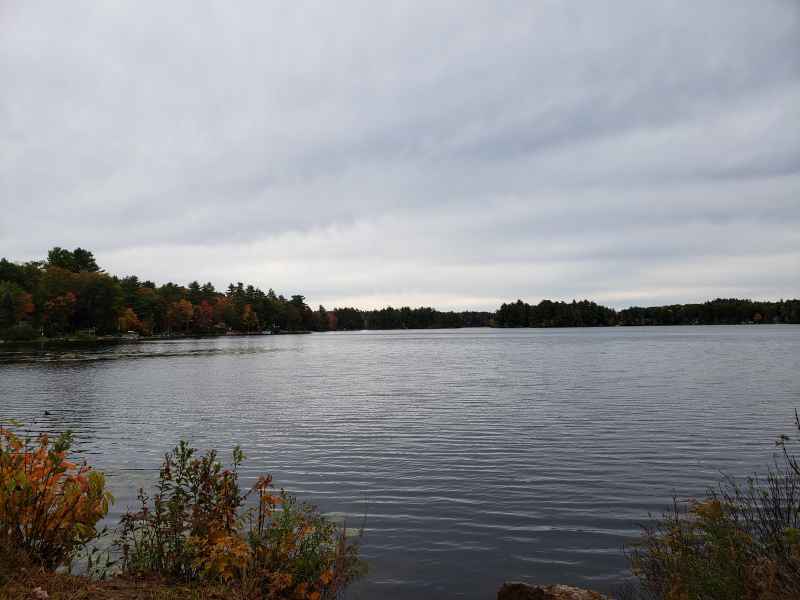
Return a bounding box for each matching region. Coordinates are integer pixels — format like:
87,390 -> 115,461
241,304 -> 259,332
43,292 -> 77,335
117,307 -> 143,333
194,300 -> 215,332
16,292 -> 34,321
167,299 -> 194,333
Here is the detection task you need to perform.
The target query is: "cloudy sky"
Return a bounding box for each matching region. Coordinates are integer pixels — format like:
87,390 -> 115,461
1,1 -> 798,310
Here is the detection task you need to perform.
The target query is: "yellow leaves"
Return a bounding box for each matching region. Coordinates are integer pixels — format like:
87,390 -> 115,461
261,492 -> 283,507
691,499 -> 723,522
267,571 -> 294,596
783,526 -> 800,546
191,532 -> 252,582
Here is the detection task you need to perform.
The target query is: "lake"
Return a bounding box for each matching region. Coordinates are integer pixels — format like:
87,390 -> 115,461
2,326 -> 799,598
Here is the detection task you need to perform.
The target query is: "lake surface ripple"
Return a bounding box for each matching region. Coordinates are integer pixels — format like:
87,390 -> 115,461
2,326 -> 799,598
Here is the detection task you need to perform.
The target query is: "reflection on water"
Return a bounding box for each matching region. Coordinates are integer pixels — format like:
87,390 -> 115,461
0,340 -> 283,363
2,326 -> 799,598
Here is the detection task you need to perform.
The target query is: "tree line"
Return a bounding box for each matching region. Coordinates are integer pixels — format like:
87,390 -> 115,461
0,248 -> 492,340
495,297 -> 800,327
1,248 -> 798,341
0,248 -> 324,340
329,306 -> 492,330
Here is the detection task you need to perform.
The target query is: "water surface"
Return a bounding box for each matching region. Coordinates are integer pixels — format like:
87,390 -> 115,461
2,326 -> 799,598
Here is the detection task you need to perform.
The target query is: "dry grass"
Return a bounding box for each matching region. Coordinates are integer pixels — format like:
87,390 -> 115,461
1,568 -> 234,600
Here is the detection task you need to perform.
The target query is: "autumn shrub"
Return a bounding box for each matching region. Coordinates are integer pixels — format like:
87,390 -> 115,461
627,413 -> 800,600
0,423 -> 113,571
117,441 -> 365,599
243,481 -> 364,599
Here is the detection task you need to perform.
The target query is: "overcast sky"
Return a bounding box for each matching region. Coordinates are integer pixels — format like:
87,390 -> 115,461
1,1 -> 798,310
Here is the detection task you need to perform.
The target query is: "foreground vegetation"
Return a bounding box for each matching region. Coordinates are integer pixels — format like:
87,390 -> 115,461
0,423 -> 364,599
626,412 -> 800,599
0,569 -> 235,600
2,247 -> 798,341
5,410 -> 800,598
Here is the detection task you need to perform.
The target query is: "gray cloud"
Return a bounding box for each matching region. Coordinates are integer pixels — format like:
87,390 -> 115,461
1,0 -> 798,309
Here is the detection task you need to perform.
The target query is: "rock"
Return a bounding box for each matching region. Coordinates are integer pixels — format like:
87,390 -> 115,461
497,582 -> 609,600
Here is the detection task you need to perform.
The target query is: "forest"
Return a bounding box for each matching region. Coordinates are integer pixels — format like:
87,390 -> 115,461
0,248 -> 323,339
332,306 -> 492,330
495,297 -> 800,327
1,248 -> 798,341
0,248 -> 490,340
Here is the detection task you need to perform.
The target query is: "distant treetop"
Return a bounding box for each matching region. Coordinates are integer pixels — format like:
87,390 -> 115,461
47,247 -> 100,273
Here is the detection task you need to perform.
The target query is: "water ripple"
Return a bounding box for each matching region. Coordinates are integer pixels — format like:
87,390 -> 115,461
2,326 -> 799,599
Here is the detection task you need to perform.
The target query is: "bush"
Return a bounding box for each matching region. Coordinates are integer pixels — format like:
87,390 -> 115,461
0,424 -> 113,570
627,413 -> 800,599
243,484 -> 364,599
116,441 -> 365,599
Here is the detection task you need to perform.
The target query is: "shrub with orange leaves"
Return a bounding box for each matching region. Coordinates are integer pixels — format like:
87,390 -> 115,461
116,442 -> 365,599
0,423 -> 113,570
244,476 -> 365,599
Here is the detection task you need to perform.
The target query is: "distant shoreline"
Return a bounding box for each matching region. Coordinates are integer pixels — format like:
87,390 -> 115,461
2,249 -> 798,341
2,321 -> 795,349
0,330 -> 312,347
